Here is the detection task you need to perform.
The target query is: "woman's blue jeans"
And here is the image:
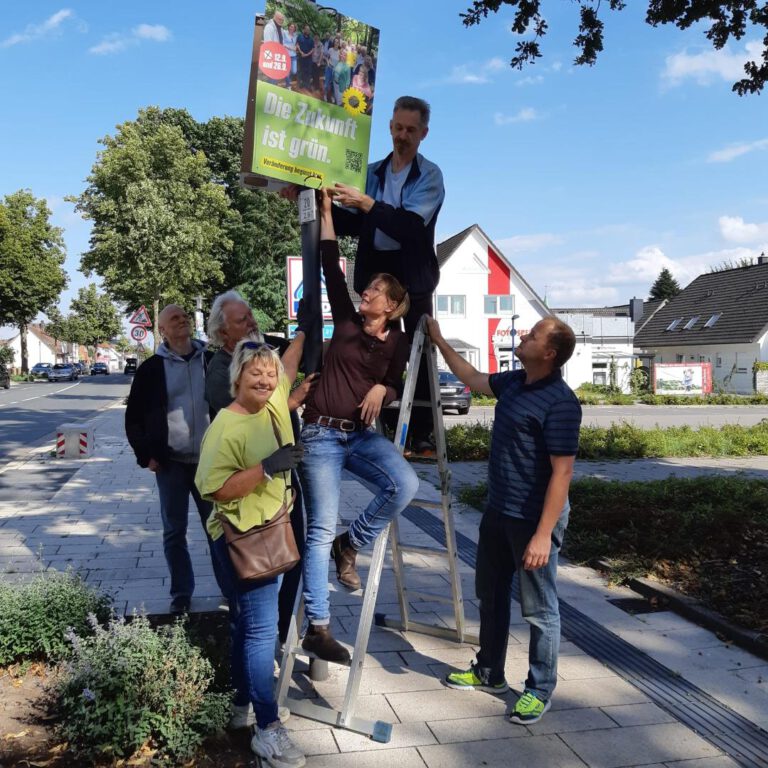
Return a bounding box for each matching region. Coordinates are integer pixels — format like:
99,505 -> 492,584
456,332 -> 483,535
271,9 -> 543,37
299,424 -> 419,625
475,506 -> 569,702
212,536 -> 280,729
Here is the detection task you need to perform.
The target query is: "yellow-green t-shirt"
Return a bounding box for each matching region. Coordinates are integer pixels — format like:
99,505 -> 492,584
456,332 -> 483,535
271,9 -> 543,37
196,375 -> 294,541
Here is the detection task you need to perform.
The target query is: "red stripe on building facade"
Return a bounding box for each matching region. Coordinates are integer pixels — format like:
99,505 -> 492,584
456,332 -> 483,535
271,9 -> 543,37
487,246 -> 511,373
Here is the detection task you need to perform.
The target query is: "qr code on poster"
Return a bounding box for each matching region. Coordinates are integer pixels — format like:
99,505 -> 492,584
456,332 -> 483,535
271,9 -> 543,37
345,149 -> 363,173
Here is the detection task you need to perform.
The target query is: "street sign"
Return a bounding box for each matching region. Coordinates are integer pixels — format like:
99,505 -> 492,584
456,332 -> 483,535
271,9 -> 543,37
129,306 -> 152,327
298,189 -> 317,224
130,326 -> 147,341
286,256 -> 346,320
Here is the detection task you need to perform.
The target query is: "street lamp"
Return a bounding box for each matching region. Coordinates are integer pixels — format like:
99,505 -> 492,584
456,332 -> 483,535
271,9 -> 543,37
510,314 -> 520,370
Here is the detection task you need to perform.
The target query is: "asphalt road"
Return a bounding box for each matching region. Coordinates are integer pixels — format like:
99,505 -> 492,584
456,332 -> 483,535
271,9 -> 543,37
0,374 -> 132,462
443,403 -> 768,429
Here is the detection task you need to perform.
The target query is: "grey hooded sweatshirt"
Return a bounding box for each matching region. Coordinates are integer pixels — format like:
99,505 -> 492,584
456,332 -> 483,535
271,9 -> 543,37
156,339 -> 209,462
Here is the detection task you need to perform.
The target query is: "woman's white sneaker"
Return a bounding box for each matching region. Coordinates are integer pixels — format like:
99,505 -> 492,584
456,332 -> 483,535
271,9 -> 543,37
251,723 -> 306,768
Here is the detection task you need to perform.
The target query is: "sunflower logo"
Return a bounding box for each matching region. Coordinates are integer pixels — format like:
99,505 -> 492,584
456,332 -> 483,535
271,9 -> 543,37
341,87 -> 367,116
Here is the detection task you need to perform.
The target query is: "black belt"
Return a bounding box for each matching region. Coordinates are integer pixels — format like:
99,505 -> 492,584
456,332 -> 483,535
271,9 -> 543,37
304,414 -> 366,432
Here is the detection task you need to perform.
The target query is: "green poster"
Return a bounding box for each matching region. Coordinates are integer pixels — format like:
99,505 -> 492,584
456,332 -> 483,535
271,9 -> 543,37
242,5 -> 380,192
254,83 -> 371,189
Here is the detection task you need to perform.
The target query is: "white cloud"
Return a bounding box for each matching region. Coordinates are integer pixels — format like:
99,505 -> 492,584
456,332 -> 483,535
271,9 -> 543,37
134,24 -> 172,42
89,23 -> 172,55
547,281 -> 619,306
515,75 -> 544,87
662,40 -> 762,87
497,233 -> 564,252
719,215 -> 768,244
494,107 -> 539,125
707,137 -> 768,163
426,57 -> 507,86
1,9 -> 73,48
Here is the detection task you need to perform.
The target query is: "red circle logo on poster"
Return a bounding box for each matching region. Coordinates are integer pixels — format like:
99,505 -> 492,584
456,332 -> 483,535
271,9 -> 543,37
259,42 -> 290,80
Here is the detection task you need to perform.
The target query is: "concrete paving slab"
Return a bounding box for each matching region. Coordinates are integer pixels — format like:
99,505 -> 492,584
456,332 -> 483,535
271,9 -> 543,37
557,654 -> 617,681
551,677 -> 650,710
333,721 -> 437,752
560,722 -> 723,768
665,757 -> 742,768
386,689 -> 508,722
294,747 -> 427,768
286,726 -> 339,756
526,707 -> 618,736
426,715 -> 530,744
419,734 -> 585,768
600,702 -> 676,727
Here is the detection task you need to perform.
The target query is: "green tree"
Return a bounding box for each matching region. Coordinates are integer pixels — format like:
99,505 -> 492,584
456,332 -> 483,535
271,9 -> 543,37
114,336 -> 134,356
0,347 -> 14,366
648,267 -> 682,300
70,110 -> 234,350
0,191 -> 67,373
69,284 -> 122,348
461,1 -> 768,95
139,108 -> 303,330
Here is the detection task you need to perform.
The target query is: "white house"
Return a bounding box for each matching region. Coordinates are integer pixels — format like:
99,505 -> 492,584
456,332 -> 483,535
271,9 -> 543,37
635,256 -> 768,393
0,325 -> 65,371
432,224 -> 549,373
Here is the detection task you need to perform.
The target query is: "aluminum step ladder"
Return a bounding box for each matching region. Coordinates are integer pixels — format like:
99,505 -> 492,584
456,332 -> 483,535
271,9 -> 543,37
275,316 -> 471,742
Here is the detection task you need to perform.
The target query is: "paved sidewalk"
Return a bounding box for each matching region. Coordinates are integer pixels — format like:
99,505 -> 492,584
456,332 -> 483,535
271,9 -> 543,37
1,404 -> 767,767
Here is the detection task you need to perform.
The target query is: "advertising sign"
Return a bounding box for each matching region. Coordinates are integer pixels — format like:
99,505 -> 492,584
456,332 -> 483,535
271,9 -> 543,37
241,3 -> 380,191
288,323 -> 334,341
286,255 -> 347,320
653,362 -> 713,395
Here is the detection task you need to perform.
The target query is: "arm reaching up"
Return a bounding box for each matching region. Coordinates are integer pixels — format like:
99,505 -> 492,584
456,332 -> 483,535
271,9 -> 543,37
426,318 -> 494,396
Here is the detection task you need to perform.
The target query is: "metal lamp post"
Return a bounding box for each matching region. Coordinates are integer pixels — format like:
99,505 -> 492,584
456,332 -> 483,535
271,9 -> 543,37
510,314 -> 520,370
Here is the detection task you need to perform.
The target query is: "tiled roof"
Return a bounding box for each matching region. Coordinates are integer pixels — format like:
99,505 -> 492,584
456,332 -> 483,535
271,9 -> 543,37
436,224 -> 475,267
634,261 -> 768,346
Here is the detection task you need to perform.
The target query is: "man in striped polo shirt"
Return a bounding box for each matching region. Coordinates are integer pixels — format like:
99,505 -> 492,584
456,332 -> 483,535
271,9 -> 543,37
427,316 -> 581,725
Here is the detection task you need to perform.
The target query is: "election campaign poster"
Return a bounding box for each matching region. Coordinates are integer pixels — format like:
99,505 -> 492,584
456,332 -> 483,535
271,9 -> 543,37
241,2 -> 380,192
653,362 -> 713,395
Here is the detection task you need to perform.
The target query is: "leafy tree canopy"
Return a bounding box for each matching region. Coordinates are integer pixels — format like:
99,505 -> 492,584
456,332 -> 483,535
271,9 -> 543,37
69,109 -> 235,347
649,267 -> 682,300
69,284 -> 122,347
0,190 -> 67,329
461,1 -> 768,95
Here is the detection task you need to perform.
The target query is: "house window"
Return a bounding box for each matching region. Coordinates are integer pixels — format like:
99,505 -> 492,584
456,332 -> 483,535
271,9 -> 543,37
666,318 -> 684,331
716,356 -> 722,368
704,314 -> 721,328
437,295 -> 465,317
499,295 -> 515,314
676,354 -> 684,363
483,295 -> 515,315
683,316 -> 700,330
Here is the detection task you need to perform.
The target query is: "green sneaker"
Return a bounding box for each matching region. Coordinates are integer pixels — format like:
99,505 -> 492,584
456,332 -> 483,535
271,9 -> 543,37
444,664 -> 509,693
509,690 -> 551,724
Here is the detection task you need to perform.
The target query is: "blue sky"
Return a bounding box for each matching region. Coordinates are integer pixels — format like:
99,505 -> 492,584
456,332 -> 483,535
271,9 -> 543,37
2,1 -> 767,319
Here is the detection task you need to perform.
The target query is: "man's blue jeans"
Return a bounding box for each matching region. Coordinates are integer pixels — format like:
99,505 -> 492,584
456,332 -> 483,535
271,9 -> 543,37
212,536 -> 281,730
475,506 -> 569,702
155,459 -> 222,600
299,424 -> 419,625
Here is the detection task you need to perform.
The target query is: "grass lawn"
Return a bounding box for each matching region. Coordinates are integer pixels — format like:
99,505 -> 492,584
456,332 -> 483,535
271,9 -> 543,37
457,476 -> 768,634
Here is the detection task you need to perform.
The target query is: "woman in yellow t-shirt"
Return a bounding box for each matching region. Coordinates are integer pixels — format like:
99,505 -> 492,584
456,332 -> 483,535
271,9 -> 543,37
195,340 -> 306,768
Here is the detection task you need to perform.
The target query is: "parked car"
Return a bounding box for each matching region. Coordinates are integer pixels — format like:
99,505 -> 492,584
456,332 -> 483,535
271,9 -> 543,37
48,363 -> 78,382
124,358 -> 138,375
439,370 -> 471,415
91,362 -> 110,375
75,361 -> 90,375
0,364 -> 10,390
30,362 -> 52,380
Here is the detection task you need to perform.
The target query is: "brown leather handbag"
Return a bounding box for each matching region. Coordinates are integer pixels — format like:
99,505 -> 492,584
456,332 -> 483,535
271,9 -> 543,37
216,410 -> 300,583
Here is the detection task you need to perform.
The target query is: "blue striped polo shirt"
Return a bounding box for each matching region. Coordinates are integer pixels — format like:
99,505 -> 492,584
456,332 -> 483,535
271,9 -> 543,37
487,369 -> 581,521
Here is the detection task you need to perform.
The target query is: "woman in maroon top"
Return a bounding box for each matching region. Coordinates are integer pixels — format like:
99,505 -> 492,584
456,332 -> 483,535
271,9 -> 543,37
300,190 -> 420,664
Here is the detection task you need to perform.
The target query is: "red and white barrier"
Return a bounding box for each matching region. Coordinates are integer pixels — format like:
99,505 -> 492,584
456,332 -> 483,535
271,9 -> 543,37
56,424 -> 95,458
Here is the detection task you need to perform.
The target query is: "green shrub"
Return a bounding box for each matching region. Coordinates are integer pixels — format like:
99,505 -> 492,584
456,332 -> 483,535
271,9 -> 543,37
638,392 -> 768,405
471,392 -> 497,406
0,571 -> 112,666
52,614 -> 230,764
446,422 -> 492,461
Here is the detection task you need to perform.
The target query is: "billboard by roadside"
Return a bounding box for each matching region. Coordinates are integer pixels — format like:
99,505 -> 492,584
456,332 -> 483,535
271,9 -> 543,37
653,362 -> 713,395
241,2 -> 380,192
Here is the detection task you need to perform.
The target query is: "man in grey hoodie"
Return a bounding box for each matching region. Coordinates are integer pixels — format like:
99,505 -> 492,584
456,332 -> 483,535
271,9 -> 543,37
125,304 -> 221,615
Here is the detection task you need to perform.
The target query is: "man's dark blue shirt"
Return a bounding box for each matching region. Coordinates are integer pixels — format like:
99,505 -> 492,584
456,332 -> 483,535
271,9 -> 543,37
487,369 -> 581,522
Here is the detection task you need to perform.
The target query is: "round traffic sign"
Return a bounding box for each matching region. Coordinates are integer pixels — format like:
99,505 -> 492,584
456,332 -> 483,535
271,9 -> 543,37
130,326 -> 147,341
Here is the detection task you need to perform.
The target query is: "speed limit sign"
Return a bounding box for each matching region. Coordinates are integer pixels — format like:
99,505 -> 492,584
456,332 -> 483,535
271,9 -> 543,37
130,326 -> 147,341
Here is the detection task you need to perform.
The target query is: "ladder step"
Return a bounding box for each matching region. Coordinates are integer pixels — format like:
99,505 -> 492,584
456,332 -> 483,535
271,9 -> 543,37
397,544 -> 450,559
405,589 -> 456,604
411,498 -> 444,510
